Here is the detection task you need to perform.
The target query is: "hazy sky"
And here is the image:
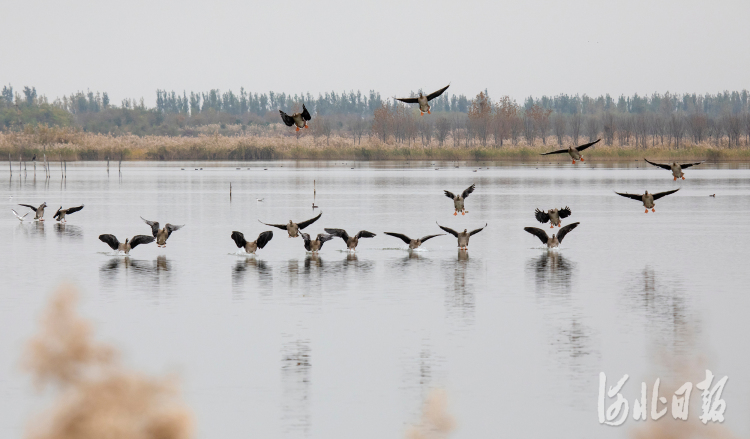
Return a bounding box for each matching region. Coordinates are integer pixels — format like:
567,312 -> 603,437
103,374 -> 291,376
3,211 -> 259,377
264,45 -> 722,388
2,0 -> 748,105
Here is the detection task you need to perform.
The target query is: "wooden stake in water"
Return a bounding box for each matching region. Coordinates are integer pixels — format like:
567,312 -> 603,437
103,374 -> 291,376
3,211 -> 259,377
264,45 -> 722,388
8,153 -> 11,176
230,183 -> 232,200
107,156 -> 110,175
64,161 -> 67,179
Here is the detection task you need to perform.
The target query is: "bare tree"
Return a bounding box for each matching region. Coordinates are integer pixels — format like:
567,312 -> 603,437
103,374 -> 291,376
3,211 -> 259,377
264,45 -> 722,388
371,104 -> 392,143
495,96 -> 518,147
570,113 -> 582,145
585,116 -> 599,143
602,112 -> 616,145
723,113 -> 742,147
510,115 -> 523,145
527,104 -> 552,145
468,92 -> 492,146
687,113 -> 707,144
617,115 -> 633,146
667,114 -> 685,148
435,117 -> 450,146
553,113 -> 566,146
634,114 -> 648,148
523,114 -> 535,145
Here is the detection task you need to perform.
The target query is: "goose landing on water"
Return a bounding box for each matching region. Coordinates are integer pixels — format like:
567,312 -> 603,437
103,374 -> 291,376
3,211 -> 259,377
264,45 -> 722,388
384,232 -> 444,249
444,184 -> 475,215
260,212 -> 322,238
141,217 -> 184,247
53,205 -> 84,223
18,202 -> 47,221
525,222 -> 579,248
279,104 -> 312,131
541,139 -> 600,164
98,234 -> 155,254
615,188 -> 679,213
396,84 -> 450,116
644,159 -> 704,180
535,206 -> 572,228
301,232 -> 334,253
231,230 -> 273,254
324,228 -> 376,251
436,222 -> 486,250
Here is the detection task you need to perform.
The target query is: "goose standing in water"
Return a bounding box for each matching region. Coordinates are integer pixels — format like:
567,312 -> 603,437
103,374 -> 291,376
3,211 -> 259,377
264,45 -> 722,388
535,206 -> 572,228
260,212 -> 322,238
396,84 -> 450,115
615,188 -> 680,213
231,230 -> 273,254
279,104 -> 312,131
18,202 -> 47,221
541,139 -> 600,164
444,184 -> 475,215
141,217 -> 185,247
324,228 -> 376,251
436,222 -> 487,250
644,159 -> 704,180
301,232 -> 334,253
383,232 -> 444,249
98,234 -> 155,254
11,209 -> 29,222
524,222 -> 579,248
53,205 -> 84,223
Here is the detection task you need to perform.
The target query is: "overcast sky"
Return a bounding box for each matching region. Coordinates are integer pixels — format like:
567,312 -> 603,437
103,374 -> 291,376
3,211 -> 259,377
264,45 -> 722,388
2,0 -> 749,105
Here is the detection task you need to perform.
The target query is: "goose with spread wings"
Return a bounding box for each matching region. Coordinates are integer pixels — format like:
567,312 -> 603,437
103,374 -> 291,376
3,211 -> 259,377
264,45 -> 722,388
18,202 -> 47,221
279,104 -> 312,131
141,217 -> 184,247
436,222 -> 486,250
53,205 -> 84,223
98,234 -> 155,254
524,222 -> 579,248
444,184 -> 475,215
541,139 -> 600,164
396,84 -> 450,115
324,228 -> 376,251
384,232 -> 444,249
644,159 -> 704,180
231,230 -> 273,254
615,188 -> 680,213
260,212 -> 322,238
301,232 -> 334,253
535,206 -> 572,228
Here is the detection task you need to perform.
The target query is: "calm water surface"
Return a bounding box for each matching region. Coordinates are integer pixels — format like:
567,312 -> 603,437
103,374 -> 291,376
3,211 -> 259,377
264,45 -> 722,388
1,161 -> 749,438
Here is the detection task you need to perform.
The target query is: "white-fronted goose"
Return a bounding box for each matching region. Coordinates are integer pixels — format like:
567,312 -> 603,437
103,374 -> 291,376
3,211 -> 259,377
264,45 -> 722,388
53,205 -> 84,223
384,232 -> 444,249
11,209 -> 29,222
98,234 -> 155,254
535,206 -> 572,228
260,212 -> 322,238
231,230 -> 273,254
324,228 -> 376,251
141,217 -> 184,247
541,139 -> 600,164
644,159 -> 704,180
18,202 -> 47,221
444,184 -> 475,215
280,104 -> 312,131
615,188 -> 680,213
301,232 -> 334,253
524,222 -> 579,248
436,222 -> 486,250
396,84 -> 450,115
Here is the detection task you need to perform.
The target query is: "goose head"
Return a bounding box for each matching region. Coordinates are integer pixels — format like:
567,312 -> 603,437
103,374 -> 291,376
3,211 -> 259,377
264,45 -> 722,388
125,238 -> 130,244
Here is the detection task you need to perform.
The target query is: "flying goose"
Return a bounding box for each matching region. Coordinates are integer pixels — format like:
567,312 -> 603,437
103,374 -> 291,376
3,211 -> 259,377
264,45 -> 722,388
535,206 -> 572,228
18,202 -> 47,221
396,84 -> 450,115
53,205 -> 84,223
541,139 -> 601,164
98,234 -> 155,254
615,188 -> 680,213
11,209 -> 29,222
301,232 -> 334,253
231,230 -> 273,254
324,228 -> 376,251
444,184 -> 475,215
141,217 -> 184,247
436,222 -> 486,250
279,104 -> 312,131
524,222 -> 579,248
384,232 -> 444,249
260,212 -> 322,238
644,159 -> 704,180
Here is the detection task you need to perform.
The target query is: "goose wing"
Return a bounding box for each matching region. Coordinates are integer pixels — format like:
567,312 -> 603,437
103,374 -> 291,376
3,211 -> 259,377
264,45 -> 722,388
384,232 -> 411,244
443,190 -> 456,199
18,204 -> 38,212
679,161 -> 704,169
141,217 -> 160,237
558,206 -> 572,219
426,84 -> 450,101
419,233 -> 444,243
396,96 -> 419,104
436,223 -> 458,237
652,188 -> 680,200
53,207 -> 62,219
356,230 -> 376,239
98,234 -> 120,250
615,191 -> 645,201
256,230 -> 273,249
301,104 -> 312,121
258,220 -> 289,231
231,231 -> 247,248
534,208 -> 550,223
540,148 -> 569,156
524,227 -> 549,244
279,110 -> 296,127
317,234 -> 334,249
644,158 -> 671,170
130,235 -> 155,249
469,223 -> 487,236
165,223 -> 184,238
325,228 -> 350,242
65,205 -> 85,215
557,222 -> 579,243
461,183 -> 476,199
576,138 -> 600,151
296,212 -> 323,230
300,232 -> 312,251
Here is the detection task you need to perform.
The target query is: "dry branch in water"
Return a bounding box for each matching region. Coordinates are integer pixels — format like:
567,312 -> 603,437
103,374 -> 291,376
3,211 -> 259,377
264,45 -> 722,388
406,389 -> 455,439
23,285 -> 193,439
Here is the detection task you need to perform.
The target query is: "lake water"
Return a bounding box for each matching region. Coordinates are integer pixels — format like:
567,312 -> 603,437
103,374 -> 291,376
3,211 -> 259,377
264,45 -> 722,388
1,160 -> 749,438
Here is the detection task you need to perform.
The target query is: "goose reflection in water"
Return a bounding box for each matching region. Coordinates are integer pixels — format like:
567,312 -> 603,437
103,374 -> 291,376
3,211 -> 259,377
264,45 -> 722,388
99,256 -> 171,288
17,221 -> 46,238
304,253 -> 323,270
232,258 -> 273,294
54,223 -> 83,239
529,251 -> 575,295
